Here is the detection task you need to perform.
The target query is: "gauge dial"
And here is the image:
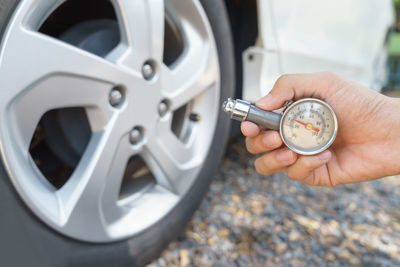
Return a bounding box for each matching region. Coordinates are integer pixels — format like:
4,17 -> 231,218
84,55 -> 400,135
280,98 -> 338,155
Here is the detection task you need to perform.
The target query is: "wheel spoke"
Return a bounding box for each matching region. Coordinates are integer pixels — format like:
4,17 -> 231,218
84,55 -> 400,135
10,75 -> 115,150
0,28 -> 140,106
161,25 -> 218,110
57,118 -> 133,238
101,137 -> 137,222
145,120 -> 202,195
112,0 -> 165,69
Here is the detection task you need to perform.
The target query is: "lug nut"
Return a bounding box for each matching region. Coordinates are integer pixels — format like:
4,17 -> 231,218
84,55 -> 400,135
158,100 -> 169,117
129,127 -> 143,145
142,62 -> 155,80
109,87 -> 124,107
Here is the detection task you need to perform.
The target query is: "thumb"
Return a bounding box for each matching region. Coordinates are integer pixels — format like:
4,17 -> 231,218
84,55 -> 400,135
256,72 -> 339,111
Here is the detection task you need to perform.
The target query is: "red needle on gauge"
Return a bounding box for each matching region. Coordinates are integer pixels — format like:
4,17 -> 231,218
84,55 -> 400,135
293,119 -> 320,133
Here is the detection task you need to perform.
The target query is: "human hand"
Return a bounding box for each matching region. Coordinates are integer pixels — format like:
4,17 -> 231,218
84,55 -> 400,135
241,72 -> 400,186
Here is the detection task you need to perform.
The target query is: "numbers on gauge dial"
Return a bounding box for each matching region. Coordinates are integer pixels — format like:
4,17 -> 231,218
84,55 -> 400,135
282,101 -> 335,150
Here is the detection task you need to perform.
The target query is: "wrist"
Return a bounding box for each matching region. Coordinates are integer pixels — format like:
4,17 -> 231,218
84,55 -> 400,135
388,97 -> 400,175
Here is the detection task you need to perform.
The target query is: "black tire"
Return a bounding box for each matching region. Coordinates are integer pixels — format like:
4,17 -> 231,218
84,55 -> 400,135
0,0 -> 235,266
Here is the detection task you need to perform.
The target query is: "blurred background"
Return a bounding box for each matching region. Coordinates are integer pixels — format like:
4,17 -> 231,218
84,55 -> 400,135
387,0 -> 400,96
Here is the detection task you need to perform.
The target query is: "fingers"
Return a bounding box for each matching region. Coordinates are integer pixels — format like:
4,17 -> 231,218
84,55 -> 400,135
240,121 -> 261,137
245,130 -> 282,154
286,150 -> 332,183
254,148 -> 333,186
254,148 -> 297,175
256,72 -> 340,111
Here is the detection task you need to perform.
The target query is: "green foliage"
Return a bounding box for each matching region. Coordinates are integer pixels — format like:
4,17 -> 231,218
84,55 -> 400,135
395,0 -> 400,7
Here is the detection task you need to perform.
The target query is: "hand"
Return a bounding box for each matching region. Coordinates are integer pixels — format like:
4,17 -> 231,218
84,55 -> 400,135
241,72 -> 400,186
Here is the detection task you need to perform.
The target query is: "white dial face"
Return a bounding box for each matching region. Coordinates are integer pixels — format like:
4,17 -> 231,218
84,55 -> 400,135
280,99 -> 337,155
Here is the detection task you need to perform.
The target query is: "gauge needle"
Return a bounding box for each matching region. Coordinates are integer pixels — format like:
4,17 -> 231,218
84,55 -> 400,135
293,119 -> 320,133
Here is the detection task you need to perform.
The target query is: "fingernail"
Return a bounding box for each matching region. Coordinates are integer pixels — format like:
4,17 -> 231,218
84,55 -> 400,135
318,150 -> 331,161
276,149 -> 294,163
256,94 -> 274,109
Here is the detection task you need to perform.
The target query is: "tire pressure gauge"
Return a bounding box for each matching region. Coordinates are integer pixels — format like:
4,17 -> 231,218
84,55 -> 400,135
223,98 -> 338,155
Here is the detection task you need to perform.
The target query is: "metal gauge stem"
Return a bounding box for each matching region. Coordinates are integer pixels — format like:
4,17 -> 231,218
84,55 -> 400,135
222,98 -> 338,155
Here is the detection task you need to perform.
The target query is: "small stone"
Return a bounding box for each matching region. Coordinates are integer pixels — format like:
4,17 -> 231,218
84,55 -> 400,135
239,229 -> 254,243
207,238 -> 215,246
249,200 -> 264,215
344,230 -> 360,241
186,231 -> 204,244
348,203 -> 357,211
353,224 -> 367,232
338,248 -> 352,261
179,249 -> 190,267
320,235 -> 340,246
289,230 -> 301,242
274,225 -> 282,233
283,219 -> 295,228
227,206 -> 237,214
329,220 -> 339,229
320,221 -> 341,238
293,215 -> 320,231
218,227 -> 230,238
251,218 -> 269,229
219,211 -> 232,222
377,212 -> 390,224
196,252 -> 214,267
165,251 -> 180,265
393,222 -> 400,232
348,256 -> 361,266
240,185 -> 248,192
341,240 -> 360,254
230,252 -> 238,260
198,222 -> 207,232
276,243 -> 288,254
236,229 -> 254,254
236,242 -> 251,254
324,252 -> 336,262
235,208 -> 252,220
232,194 -> 241,203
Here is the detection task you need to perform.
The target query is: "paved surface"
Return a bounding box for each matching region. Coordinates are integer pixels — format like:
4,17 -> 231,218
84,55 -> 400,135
148,137 -> 400,266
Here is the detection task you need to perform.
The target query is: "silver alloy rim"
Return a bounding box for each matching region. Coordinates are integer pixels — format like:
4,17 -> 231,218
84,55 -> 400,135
0,0 -> 220,242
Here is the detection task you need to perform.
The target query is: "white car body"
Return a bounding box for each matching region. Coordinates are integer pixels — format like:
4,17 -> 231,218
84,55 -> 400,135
243,0 -> 394,102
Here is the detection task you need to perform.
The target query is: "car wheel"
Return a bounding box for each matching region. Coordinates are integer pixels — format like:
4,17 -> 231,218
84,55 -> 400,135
0,0 -> 234,266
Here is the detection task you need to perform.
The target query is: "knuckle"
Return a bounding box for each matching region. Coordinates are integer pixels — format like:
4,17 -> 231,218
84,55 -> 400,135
245,138 -> 258,154
254,157 -> 271,175
290,151 -> 298,162
329,180 -> 339,188
286,169 -> 298,180
301,159 -> 314,170
263,131 -> 282,149
276,74 -> 291,86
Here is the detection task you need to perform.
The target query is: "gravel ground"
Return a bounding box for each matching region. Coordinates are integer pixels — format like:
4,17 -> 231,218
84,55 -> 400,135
148,137 -> 400,267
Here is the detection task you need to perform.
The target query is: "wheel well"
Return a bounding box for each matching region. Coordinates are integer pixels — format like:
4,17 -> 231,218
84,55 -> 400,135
224,0 -> 258,98
224,0 -> 258,137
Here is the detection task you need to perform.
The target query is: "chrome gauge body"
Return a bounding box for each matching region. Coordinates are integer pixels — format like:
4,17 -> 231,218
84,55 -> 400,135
223,97 -> 338,155
280,98 -> 338,155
